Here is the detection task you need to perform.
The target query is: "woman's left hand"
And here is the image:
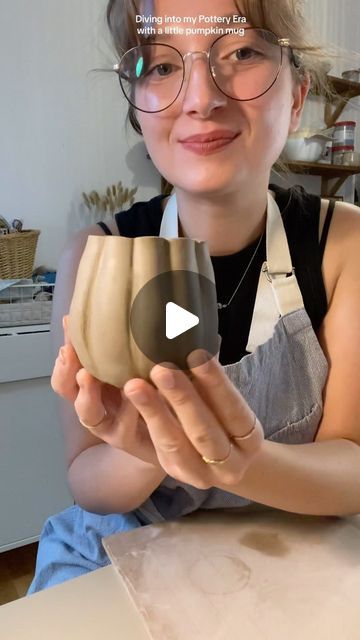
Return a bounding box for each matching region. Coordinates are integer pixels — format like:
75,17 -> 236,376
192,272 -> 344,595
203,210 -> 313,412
123,350 -> 264,490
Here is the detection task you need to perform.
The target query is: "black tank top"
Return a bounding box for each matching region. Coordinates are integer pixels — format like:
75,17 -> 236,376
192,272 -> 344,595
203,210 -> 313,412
97,184 -> 335,366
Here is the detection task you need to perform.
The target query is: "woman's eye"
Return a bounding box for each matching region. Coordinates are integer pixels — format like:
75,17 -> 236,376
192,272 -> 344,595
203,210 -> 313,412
136,60 -> 179,81
150,63 -> 174,77
232,47 -> 262,61
157,63 -> 173,76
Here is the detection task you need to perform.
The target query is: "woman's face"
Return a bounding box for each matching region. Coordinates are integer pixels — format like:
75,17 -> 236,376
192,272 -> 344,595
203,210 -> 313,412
135,0 -> 309,196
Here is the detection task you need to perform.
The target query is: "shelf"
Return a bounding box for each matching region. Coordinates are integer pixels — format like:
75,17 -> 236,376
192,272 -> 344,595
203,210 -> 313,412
320,75 -> 360,128
286,76 -> 360,195
327,75 -> 360,100
286,161 -> 360,197
286,161 -> 360,178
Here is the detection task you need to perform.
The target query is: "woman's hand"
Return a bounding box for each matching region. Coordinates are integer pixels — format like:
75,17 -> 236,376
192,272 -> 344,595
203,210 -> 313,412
123,351 -> 264,490
51,316 -> 159,466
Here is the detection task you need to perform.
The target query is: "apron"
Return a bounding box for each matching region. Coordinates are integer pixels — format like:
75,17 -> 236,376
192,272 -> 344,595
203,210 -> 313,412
134,191 -> 329,523
27,191 -> 329,594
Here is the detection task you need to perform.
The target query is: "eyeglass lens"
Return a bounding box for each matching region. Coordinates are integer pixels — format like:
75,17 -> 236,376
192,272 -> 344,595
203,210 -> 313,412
118,29 -> 283,112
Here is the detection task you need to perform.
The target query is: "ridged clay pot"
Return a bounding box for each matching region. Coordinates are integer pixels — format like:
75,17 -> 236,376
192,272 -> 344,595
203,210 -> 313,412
68,235 -> 217,387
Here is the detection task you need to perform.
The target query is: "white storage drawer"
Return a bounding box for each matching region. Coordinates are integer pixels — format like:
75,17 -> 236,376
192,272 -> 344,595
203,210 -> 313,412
0,323 -> 73,551
0,324 -> 54,382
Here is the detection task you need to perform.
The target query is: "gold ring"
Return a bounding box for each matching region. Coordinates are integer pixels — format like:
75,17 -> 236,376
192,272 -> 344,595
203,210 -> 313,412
231,413 -> 257,442
202,441 -> 233,465
79,410 -> 108,430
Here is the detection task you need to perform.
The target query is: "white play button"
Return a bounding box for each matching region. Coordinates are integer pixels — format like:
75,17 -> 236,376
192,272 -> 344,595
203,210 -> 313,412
130,270 -> 218,370
165,302 -> 199,340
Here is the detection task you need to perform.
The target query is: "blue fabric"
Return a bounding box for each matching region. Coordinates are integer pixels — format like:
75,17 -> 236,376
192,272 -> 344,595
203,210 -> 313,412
27,505 -> 144,594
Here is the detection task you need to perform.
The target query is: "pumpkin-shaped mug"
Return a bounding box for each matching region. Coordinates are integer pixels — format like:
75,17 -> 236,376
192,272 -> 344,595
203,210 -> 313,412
68,235 -> 218,387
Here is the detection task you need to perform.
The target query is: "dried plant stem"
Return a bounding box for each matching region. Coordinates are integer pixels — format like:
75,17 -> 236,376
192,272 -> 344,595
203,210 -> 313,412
82,182 -> 138,216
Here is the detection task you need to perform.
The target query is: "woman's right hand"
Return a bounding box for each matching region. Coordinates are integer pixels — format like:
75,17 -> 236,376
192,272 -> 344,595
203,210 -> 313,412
51,315 -> 160,466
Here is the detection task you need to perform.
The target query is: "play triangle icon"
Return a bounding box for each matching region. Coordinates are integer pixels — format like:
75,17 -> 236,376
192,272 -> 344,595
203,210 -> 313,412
165,302 -> 199,340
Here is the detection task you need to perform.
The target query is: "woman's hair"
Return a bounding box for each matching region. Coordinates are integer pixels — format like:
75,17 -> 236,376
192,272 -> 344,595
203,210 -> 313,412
106,0 -> 335,137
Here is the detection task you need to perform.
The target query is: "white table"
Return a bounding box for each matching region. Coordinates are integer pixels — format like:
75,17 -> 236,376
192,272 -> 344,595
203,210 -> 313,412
1,510 -> 360,640
0,566 -> 150,640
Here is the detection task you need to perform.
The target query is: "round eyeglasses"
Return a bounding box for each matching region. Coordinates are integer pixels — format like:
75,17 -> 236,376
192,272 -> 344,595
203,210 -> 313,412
113,28 -> 299,113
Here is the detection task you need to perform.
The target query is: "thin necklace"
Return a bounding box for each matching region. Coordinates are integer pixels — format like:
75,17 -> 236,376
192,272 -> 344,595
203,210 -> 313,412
216,231 -> 265,310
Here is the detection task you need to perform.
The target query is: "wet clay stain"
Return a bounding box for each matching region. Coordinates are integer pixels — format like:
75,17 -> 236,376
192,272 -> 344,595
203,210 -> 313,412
239,530 -> 289,557
189,554 -> 251,595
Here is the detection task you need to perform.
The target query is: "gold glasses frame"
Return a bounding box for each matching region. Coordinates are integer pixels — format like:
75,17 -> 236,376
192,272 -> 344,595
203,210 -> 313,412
113,27 -> 301,113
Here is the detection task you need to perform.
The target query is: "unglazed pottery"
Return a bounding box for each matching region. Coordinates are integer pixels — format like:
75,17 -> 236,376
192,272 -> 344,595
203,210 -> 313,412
69,235 -> 216,387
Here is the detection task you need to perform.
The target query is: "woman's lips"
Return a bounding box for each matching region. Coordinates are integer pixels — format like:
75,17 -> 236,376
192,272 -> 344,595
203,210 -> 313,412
179,134 -> 240,155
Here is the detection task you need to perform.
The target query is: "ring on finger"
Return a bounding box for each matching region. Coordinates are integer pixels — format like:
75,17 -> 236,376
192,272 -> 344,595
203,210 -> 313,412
79,409 -> 108,430
231,412 -> 257,443
202,441 -> 233,465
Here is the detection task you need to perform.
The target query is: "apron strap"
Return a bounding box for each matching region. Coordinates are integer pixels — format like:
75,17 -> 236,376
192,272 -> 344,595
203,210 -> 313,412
160,192 -> 178,238
247,192 -> 304,352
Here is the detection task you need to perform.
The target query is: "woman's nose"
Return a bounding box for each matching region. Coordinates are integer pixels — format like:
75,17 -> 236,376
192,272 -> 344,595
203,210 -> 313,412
180,53 -> 228,116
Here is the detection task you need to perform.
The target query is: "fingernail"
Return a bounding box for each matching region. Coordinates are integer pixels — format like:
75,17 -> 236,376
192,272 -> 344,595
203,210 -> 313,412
128,390 -> 148,404
187,349 -> 210,372
156,370 -> 176,389
59,346 -> 66,364
76,369 -> 86,388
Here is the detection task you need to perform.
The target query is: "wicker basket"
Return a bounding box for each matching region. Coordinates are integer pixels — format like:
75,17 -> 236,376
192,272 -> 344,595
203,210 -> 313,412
0,230 -> 41,279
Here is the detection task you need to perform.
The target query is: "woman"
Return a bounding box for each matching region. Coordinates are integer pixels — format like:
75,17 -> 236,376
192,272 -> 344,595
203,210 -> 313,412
28,0 -> 360,593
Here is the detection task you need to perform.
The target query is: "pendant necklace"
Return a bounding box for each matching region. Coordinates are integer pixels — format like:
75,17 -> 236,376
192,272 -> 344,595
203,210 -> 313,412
216,231 -> 264,310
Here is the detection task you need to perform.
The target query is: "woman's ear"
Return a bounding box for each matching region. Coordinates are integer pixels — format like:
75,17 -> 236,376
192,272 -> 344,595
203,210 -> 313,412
289,73 -> 311,134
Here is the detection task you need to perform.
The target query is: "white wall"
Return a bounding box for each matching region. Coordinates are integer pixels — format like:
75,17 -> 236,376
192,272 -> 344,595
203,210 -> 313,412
1,2 -> 359,272
0,0 -> 160,269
